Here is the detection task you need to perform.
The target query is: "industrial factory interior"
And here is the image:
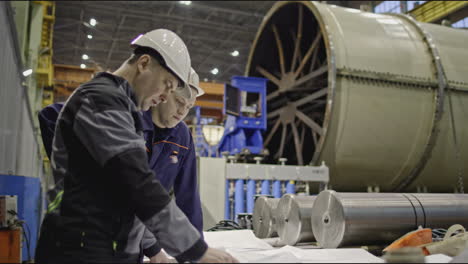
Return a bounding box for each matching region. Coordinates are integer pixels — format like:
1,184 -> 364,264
1,0 -> 468,263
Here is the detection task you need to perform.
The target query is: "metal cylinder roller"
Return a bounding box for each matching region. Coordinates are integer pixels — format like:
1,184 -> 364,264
252,197 -> 280,238
276,194 -> 316,245
311,190 -> 468,248
410,193 -> 468,229
246,1 -> 468,192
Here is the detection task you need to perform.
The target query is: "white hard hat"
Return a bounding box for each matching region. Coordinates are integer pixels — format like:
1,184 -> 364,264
189,68 -> 205,97
131,29 -> 192,99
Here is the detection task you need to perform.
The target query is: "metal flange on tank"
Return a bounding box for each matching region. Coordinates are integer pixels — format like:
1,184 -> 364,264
246,1 -> 468,193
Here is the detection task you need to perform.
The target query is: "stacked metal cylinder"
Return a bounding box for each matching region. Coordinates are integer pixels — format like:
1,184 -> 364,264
252,191 -> 468,249
276,194 -> 316,245
252,196 -> 280,238
252,194 -> 317,245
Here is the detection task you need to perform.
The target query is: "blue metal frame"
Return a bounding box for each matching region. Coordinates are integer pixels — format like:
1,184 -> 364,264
0,174 -> 42,262
218,76 -> 268,155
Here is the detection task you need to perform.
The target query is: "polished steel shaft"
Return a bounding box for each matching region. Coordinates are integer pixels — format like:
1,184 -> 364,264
276,194 -> 316,245
311,190 -> 468,248
252,197 -> 280,238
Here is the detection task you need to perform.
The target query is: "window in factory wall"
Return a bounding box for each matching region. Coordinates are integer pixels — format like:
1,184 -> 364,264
452,17 -> 468,29
406,1 -> 426,11
374,1 -> 402,14
374,1 -> 400,13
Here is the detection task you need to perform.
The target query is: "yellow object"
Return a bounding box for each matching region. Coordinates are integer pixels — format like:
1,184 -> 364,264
34,1 -> 55,108
409,1 -> 468,23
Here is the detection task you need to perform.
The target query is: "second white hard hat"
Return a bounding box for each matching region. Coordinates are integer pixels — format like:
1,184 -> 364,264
131,28 -> 192,99
188,68 -> 205,97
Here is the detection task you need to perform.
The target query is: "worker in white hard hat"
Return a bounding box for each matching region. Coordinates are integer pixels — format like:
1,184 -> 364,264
140,68 -> 205,263
35,29 -> 238,263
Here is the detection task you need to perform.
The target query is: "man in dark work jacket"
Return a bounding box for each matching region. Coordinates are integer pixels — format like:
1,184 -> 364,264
38,69 -> 206,263
34,28 -> 237,263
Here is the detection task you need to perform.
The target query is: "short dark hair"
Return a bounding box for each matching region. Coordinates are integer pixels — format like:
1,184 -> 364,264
128,46 -> 183,85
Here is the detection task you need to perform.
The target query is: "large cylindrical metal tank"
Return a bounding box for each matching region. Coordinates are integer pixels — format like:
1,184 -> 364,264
245,1 -> 468,192
311,190 -> 468,248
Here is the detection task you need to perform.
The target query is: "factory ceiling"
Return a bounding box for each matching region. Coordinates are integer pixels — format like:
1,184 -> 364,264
52,1 -> 361,83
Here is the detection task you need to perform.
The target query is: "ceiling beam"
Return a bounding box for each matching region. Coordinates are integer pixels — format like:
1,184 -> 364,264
56,2 -> 259,34
54,25 -> 250,47
105,15 -> 127,68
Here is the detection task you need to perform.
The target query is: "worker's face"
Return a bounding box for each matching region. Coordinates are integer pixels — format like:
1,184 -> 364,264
133,55 -> 179,111
152,88 -> 197,128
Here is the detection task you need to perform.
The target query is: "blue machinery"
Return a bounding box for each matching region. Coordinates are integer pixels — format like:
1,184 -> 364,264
212,76 -> 329,221
223,157 -> 330,221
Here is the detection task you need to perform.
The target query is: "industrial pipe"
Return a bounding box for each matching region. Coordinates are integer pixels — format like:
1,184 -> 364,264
276,194 -> 316,245
246,1 -> 468,192
261,180 -> 271,195
286,181 -> 295,194
234,179 -> 245,221
311,190 -> 468,248
246,180 -> 256,213
273,180 -> 282,198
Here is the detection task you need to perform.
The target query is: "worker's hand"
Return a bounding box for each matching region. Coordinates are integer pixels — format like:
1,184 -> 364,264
198,247 -> 239,263
149,250 -> 174,263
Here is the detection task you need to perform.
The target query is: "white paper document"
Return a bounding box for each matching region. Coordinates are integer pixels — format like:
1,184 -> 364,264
203,230 -> 274,250
203,230 -> 383,263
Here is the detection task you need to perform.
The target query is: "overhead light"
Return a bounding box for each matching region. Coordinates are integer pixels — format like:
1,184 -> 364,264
211,68 -> 219,75
179,1 -> 192,5
80,64 -> 86,69
89,18 -> 97,26
87,34 -> 93,39
82,54 -> 89,60
231,50 -> 239,57
22,69 -> 33,77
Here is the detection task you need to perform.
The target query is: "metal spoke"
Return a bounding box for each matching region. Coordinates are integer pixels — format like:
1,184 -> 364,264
290,5 -> 303,72
295,65 -> 328,87
268,88 -> 327,119
296,110 -> 323,136
264,117 -> 281,147
300,122 -> 306,147
268,106 -> 283,119
266,90 -> 281,101
301,99 -> 327,113
272,25 -> 286,75
294,31 -> 322,78
284,119 -> 301,149
291,122 -> 304,165
309,43 -> 320,73
293,88 -> 328,108
275,123 -> 288,159
256,66 -> 281,86
312,130 -> 318,146
290,29 -> 305,78
290,85 -> 325,92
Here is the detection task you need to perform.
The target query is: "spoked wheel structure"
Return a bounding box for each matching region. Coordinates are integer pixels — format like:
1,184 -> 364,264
246,3 -> 330,166
246,1 -> 468,192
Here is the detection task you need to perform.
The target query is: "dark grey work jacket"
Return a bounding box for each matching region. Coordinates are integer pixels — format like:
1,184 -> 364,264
36,72 -> 207,263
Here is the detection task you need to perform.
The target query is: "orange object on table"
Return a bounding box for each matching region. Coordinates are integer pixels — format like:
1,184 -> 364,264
0,229 -> 21,263
383,228 -> 432,253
